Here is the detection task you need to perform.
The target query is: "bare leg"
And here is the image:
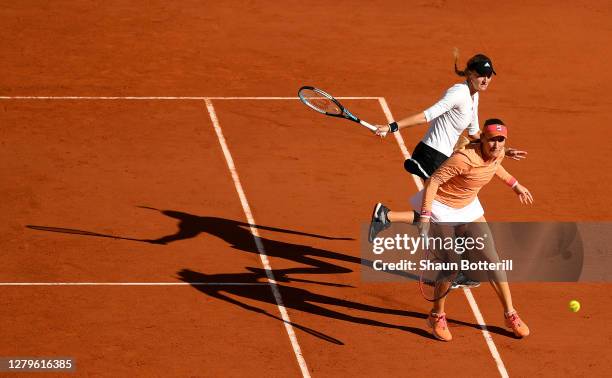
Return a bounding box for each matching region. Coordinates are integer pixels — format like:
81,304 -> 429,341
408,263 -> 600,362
470,216 -> 515,314
425,224 -> 459,342
387,211 -> 415,224
429,224 -> 456,314
489,280 -> 515,313
432,281 -> 451,314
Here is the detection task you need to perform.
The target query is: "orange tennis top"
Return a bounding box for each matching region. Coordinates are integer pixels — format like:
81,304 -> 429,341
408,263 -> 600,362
422,144 -> 515,211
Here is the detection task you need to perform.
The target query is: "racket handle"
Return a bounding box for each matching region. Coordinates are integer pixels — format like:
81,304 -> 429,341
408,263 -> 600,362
359,120 -> 378,132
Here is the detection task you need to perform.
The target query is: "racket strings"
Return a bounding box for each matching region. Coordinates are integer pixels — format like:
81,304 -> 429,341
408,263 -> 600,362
299,90 -> 342,115
419,248 -> 459,301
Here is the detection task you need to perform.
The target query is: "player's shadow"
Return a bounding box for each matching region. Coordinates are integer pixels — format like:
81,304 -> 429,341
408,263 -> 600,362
137,207 -> 514,340
27,206 -> 420,281
140,206 -> 421,281
26,207 -> 515,341
139,206 -> 359,277
26,206 -> 358,278
177,269 -> 515,343
177,268 -> 434,343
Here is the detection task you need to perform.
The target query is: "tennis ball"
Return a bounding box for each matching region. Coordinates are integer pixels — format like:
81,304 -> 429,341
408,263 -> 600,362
568,300 -> 581,312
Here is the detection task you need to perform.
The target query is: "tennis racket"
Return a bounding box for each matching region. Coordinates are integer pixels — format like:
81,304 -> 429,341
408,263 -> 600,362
418,238 -> 459,302
298,86 -> 378,133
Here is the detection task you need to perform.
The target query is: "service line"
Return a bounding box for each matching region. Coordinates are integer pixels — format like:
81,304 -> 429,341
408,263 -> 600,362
0,96 -> 379,101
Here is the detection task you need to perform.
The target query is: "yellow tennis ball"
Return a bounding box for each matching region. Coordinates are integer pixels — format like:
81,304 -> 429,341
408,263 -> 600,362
568,300 -> 581,312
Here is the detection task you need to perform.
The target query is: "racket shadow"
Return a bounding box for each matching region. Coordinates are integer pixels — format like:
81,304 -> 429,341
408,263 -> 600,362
25,225 -> 148,242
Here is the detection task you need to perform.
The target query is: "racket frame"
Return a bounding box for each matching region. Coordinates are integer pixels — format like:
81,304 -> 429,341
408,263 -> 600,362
298,86 -> 377,132
418,243 -> 459,302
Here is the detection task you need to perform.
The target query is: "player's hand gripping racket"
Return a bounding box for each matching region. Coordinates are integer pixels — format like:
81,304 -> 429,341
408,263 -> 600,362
298,86 -> 378,133
418,225 -> 459,302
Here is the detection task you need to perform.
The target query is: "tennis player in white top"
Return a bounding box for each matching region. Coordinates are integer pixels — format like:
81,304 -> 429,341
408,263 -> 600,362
376,52 -> 526,179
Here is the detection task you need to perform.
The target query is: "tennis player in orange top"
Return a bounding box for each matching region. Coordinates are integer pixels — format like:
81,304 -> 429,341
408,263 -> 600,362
369,118 -> 533,341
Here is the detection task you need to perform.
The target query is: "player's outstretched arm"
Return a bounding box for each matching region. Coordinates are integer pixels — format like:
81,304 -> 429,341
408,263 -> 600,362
375,112 -> 427,137
495,165 -> 534,204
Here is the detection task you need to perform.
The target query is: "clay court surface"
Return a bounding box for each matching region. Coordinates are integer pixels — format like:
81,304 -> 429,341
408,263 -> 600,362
1,1 -> 611,376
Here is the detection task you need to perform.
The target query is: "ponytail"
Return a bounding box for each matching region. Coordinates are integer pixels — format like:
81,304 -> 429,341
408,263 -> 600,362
453,47 -> 466,77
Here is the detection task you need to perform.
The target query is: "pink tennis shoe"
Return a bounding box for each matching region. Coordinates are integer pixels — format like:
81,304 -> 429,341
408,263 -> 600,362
505,310 -> 530,338
427,312 -> 452,341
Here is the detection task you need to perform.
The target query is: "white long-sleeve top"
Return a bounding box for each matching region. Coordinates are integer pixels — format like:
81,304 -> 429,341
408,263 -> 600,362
422,82 -> 480,157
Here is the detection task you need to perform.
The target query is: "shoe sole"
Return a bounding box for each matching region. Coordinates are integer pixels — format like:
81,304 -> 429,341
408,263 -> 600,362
368,203 -> 383,243
450,283 -> 481,290
506,326 -> 530,338
372,203 -> 383,221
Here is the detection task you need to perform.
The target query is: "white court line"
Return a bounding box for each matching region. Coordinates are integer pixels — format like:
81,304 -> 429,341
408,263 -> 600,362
205,99 -> 311,378
209,97 -> 379,100
0,96 -> 379,100
377,98 -> 419,183
464,289 -> 510,378
4,94 -> 505,376
378,97 -> 509,378
0,96 -> 209,100
0,282 -> 269,286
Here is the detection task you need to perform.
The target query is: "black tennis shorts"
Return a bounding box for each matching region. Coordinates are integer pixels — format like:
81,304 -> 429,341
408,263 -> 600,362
404,142 -> 449,180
